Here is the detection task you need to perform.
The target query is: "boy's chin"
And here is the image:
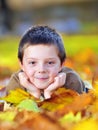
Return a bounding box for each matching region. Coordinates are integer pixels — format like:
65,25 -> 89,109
34,83 -> 48,90
36,86 -> 48,90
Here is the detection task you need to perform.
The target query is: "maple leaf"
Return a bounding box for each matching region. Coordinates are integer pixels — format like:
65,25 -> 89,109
54,92 -> 94,117
39,88 -> 78,112
14,111 -> 64,130
1,88 -> 30,104
87,82 -> 98,116
1,88 -> 40,105
17,99 -> 40,112
59,112 -> 81,124
0,110 -> 17,121
92,81 -> 98,97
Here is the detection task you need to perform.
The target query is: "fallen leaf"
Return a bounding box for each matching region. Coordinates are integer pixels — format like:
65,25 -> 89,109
17,99 -> 40,112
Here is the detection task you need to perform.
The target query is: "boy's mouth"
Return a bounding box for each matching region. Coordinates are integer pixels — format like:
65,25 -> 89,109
36,77 -> 48,79
35,76 -> 48,81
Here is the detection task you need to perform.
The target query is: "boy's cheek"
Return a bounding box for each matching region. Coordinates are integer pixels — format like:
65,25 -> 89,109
52,69 -> 60,76
23,71 -> 33,80
50,72 -> 59,82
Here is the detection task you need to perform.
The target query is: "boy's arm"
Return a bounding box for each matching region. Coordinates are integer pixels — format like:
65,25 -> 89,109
65,72 -> 85,94
5,71 -> 25,94
61,67 -> 85,94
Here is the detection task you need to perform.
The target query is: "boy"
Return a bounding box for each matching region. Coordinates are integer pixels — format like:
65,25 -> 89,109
6,25 -> 86,99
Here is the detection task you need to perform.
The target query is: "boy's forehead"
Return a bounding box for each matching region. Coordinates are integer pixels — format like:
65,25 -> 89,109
23,44 -> 59,56
24,43 -> 58,50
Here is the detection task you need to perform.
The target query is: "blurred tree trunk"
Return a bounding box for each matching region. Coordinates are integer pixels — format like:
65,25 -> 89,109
1,0 -> 12,31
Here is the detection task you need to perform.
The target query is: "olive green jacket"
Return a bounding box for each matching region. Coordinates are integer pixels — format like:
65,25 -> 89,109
6,67 -> 85,94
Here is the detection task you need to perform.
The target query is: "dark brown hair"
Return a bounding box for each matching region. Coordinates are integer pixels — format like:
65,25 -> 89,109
18,25 -> 66,64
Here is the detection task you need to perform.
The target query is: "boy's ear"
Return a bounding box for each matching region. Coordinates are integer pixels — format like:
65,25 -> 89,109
61,61 -> 65,67
18,59 -> 24,71
59,61 -> 65,72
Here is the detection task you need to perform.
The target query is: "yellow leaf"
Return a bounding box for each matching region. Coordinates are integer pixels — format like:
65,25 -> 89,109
73,119 -> 98,130
1,88 -> 33,104
39,88 -> 77,112
59,112 -> 81,124
93,81 -> 98,97
0,111 -> 16,121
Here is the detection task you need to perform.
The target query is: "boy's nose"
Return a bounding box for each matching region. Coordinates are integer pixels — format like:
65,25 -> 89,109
38,63 -> 46,73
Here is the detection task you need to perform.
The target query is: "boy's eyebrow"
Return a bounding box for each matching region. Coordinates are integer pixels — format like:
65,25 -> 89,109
26,57 -> 57,60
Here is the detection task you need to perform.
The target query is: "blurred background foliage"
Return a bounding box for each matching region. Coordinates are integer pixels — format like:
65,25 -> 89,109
0,0 -> 98,35
0,0 -> 98,84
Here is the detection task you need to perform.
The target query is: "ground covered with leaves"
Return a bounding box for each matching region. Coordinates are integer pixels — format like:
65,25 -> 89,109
0,35 -> 98,130
0,86 -> 98,130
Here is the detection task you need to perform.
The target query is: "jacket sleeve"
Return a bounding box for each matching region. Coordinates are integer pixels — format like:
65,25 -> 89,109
61,67 -> 85,94
5,71 -> 24,94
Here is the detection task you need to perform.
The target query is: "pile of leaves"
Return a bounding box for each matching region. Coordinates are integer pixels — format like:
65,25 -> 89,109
0,82 -> 98,130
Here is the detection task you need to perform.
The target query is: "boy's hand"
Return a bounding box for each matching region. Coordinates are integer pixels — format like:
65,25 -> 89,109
18,71 -> 41,98
44,72 -> 66,99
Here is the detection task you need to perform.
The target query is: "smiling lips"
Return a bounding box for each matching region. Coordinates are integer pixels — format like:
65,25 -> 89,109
35,77 -> 48,81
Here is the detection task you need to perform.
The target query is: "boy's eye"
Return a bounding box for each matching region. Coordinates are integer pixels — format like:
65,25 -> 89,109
47,61 -> 55,65
48,61 -> 53,64
29,61 -> 36,64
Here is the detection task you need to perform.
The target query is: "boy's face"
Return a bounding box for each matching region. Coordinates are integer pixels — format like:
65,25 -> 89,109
20,44 -> 63,89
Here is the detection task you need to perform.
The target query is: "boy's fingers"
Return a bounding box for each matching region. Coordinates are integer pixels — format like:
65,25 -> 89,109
59,73 -> 66,85
18,72 -> 41,97
18,72 -> 28,80
44,91 -> 51,99
27,89 -> 41,98
45,74 -> 65,91
55,72 -> 66,87
44,73 -> 66,99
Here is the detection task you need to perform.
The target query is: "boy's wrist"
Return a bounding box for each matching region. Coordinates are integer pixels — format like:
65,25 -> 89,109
27,89 -> 41,98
